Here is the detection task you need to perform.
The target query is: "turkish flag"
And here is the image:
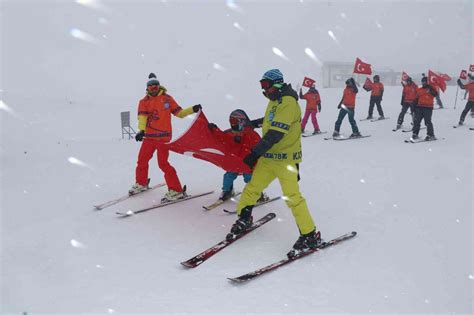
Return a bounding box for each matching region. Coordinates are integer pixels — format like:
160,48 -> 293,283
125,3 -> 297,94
469,64 -> 474,72
363,77 -> 373,91
401,71 -> 409,81
166,111 -> 252,174
302,76 -> 316,88
428,70 -> 446,93
353,58 -> 372,75
460,70 -> 468,80
440,73 -> 452,81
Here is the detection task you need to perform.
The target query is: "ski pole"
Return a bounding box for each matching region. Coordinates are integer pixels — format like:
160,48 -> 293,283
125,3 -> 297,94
454,86 -> 459,109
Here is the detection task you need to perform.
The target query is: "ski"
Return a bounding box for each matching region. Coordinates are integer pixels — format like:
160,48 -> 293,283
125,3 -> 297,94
401,126 -> 425,132
359,117 -> 373,121
452,124 -> 471,129
404,137 -> 445,144
93,183 -> 166,210
228,231 -> 357,283
116,191 -> 214,217
203,192 -> 242,210
302,131 -> 328,138
181,213 -> 276,268
222,196 -> 281,214
333,135 -> 371,141
370,117 -> 389,122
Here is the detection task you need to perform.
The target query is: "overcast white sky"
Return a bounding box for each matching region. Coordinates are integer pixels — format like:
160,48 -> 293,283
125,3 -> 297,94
1,0 -> 472,107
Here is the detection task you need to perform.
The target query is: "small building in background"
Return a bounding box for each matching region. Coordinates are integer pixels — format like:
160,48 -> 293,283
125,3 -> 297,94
322,61 -> 403,87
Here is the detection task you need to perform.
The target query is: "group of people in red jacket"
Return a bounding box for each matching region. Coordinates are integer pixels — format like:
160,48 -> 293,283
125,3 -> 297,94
129,71 -> 474,202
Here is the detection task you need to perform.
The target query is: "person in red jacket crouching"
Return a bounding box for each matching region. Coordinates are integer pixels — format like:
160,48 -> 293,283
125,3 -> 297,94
208,109 -> 268,203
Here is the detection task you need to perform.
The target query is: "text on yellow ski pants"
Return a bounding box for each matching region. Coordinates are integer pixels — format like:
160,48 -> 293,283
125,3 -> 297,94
237,158 -> 316,235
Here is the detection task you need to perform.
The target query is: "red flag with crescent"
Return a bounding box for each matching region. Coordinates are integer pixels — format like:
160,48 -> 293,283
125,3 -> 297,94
302,76 -> 316,88
440,73 -> 452,81
165,111 -> 253,174
353,58 -> 372,75
428,70 -> 446,93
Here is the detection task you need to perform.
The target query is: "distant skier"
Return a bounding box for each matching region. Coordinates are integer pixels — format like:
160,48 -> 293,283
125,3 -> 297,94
333,78 -> 361,138
226,69 -> 320,258
299,84 -> 322,134
411,76 -> 438,141
207,109 -> 268,203
365,75 -> 385,119
396,77 -> 418,129
129,73 -> 202,201
456,74 -> 474,126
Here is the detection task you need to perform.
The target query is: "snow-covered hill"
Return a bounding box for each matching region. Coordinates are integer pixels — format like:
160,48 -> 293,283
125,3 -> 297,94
1,1 -> 472,314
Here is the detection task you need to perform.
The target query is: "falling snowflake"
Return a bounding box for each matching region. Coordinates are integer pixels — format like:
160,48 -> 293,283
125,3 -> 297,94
68,157 -> 91,169
70,239 -> 87,249
304,48 -> 322,66
233,22 -> 244,31
226,0 -> 243,13
69,28 -> 98,44
213,63 -> 226,71
272,47 -> 289,61
327,30 -> 339,44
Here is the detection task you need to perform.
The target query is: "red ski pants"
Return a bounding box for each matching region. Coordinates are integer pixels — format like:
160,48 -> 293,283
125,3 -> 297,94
135,139 -> 183,192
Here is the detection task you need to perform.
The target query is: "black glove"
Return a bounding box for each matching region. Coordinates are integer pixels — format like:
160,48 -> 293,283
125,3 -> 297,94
208,123 -> 217,130
457,78 -> 462,84
318,103 -> 321,112
243,151 -> 260,169
192,104 -> 202,113
233,136 -> 241,143
337,103 -> 342,109
135,130 -> 145,142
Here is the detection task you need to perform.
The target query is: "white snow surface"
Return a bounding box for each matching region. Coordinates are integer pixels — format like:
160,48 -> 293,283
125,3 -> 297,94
1,1 -> 473,314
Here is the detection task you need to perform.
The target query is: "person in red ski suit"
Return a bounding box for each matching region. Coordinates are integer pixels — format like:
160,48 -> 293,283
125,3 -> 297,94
130,73 -> 202,201
299,85 -> 322,134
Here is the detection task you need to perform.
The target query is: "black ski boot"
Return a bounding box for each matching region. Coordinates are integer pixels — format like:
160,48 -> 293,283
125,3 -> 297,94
256,192 -> 269,204
226,207 -> 253,241
287,230 -> 322,258
219,189 -> 235,201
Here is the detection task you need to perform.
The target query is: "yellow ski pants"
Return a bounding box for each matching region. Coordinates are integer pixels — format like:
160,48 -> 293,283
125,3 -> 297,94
236,158 -> 316,235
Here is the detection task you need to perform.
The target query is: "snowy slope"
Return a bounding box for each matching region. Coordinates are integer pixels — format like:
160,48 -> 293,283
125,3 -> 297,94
2,1 -> 473,314
2,84 -> 472,314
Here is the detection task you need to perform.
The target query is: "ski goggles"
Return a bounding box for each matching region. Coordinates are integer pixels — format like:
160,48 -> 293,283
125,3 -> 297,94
260,79 -> 274,90
147,84 -> 159,92
229,117 -> 245,131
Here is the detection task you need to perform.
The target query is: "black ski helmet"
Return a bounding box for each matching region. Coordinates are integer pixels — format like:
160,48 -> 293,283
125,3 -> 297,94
229,109 -> 250,132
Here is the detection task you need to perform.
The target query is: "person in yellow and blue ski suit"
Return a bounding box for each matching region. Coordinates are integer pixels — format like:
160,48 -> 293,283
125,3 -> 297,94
226,69 -> 321,258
